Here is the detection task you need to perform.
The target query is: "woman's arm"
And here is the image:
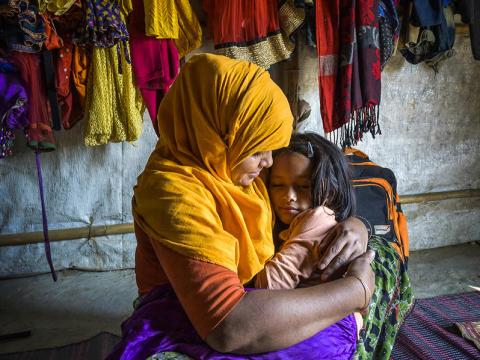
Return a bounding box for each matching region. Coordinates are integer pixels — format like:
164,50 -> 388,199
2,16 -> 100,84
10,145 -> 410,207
206,250 -> 375,354
317,216 -> 369,281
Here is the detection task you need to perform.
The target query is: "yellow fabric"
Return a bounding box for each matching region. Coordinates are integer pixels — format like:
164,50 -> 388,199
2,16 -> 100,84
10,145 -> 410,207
120,0 -> 134,17
144,0 -> 202,57
40,0 -> 77,15
72,45 -> 88,108
173,0 -> 202,58
144,0 -> 178,39
133,54 -> 293,284
84,43 -> 144,146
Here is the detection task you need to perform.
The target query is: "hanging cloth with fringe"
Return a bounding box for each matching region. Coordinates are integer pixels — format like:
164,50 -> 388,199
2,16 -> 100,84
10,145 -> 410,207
203,0 -> 304,70
316,0 -> 381,148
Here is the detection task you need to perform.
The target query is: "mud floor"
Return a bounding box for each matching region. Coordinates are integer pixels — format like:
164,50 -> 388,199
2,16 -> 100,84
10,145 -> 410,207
0,242 -> 479,354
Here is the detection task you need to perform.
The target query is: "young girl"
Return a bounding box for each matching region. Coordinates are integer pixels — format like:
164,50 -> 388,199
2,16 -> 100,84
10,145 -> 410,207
255,132 -> 366,343
255,133 -> 414,360
255,132 -> 359,290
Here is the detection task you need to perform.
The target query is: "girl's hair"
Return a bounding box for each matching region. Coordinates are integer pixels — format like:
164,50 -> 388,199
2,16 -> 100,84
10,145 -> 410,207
275,132 -> 356,222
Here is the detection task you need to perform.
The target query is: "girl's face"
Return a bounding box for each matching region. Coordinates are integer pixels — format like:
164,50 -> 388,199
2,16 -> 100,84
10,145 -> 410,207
269,151 -> 313,225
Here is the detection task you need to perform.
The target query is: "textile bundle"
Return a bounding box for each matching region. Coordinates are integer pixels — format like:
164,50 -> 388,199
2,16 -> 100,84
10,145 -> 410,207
0,62 -> 28,159
400,0 -> 456,72
203,0 -> 304,70
127,0 -> 203,132
316,0 -> 382,148
378,0 -> 400,69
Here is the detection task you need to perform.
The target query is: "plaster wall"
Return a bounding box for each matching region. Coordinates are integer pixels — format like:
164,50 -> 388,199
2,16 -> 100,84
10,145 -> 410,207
0,35 -> 479,276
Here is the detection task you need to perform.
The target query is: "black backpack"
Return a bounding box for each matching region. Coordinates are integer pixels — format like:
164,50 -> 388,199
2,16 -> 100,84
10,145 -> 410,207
344,148 -> 409,266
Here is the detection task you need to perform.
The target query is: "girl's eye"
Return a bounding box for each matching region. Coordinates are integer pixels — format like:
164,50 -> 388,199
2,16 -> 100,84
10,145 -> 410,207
270,183 -> 284,188
295,184 -> 310,189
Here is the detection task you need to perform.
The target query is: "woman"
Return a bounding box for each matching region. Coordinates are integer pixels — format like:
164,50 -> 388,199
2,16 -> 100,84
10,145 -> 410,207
109,54 -> 376,359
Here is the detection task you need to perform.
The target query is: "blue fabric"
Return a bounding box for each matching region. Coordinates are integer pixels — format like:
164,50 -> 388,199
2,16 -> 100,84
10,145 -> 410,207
411,0 -> 443,27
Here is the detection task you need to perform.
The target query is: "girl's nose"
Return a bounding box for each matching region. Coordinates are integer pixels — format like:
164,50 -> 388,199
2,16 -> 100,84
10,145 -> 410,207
285,187 -> 297,202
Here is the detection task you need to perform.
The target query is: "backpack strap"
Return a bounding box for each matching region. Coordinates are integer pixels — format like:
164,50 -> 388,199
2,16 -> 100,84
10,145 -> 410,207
343,147 -> 369,158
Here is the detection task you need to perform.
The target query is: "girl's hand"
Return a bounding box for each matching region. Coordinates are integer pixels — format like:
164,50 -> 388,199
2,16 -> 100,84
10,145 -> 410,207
317,217 -> 368,281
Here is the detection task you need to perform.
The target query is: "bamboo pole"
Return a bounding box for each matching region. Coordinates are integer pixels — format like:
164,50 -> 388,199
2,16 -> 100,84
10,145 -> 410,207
0,189 -> 479,247
0,223 -> 134,247
398,189 -> 480,205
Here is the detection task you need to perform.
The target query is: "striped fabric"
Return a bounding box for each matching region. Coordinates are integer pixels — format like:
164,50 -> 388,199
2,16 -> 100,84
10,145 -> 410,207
392,291 -> 480,360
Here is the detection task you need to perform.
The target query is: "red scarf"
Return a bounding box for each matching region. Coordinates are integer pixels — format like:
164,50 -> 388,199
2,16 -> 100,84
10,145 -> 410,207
316,0 -> 381,147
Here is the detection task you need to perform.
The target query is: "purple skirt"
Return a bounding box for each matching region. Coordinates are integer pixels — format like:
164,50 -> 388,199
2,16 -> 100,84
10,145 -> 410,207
107,285 -> 357,360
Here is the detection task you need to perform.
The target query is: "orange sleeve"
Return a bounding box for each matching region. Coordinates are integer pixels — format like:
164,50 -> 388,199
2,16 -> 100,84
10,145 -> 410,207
135,224 -> 246,339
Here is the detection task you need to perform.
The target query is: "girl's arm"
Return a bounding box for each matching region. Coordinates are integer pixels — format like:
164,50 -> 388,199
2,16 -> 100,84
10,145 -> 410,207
255,207 -> 336,289
207,250 -> 375,354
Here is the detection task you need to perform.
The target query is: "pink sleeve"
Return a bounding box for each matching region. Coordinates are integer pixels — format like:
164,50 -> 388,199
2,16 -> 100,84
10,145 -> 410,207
255,207 -> 337,289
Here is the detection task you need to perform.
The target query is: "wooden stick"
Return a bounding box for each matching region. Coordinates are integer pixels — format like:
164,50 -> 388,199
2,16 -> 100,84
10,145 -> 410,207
0,223 -> 134,247
399,189 -> 480,205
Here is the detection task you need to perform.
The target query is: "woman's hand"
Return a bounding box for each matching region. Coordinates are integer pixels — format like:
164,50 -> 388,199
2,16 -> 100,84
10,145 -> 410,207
317,217 -> 369,281
344,250 -> 376,311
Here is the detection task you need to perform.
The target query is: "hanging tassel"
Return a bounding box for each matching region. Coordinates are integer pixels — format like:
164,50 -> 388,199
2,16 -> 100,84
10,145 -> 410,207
330,104 -> 381,148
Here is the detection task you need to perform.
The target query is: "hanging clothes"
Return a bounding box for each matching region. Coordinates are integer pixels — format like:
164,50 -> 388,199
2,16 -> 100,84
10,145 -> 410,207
77,0 -> 143,145
75,0 -> 130,65
8,51 -> 55,151
294,0 -> 316,47
378,0 -> 400,70
143,0 -> 178,39
316,0 -> 382,147
203,0 -> 304,69
41,0 -> 77,16
72,45 -> 89,107
143,0 -> 202,58
0,60 -> 28,159
0,0 -> 46,53
400,0 -> 456,71
456,0 -> 480,60
83,43 -> 143,146
51,3 -> 85,129
128,0 -> 179,133
77,0 -> 129,48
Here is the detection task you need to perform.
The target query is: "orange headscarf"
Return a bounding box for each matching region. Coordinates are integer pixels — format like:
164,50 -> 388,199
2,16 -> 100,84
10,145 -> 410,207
133,54 -> 293,283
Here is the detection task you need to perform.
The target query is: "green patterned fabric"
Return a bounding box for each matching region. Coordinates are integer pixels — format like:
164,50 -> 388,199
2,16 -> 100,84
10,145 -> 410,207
147,352 -> 193,360
355,235 -> 414,359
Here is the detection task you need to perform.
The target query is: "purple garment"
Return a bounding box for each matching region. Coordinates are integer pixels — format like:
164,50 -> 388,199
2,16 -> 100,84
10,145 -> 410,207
0,69 -> 28,159
107,285 -> 357,360
76,0 -> 130,64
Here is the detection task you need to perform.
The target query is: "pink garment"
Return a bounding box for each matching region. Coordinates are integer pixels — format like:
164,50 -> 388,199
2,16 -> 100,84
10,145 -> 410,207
128,0 -> 180,134
255,207 -> 337,289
